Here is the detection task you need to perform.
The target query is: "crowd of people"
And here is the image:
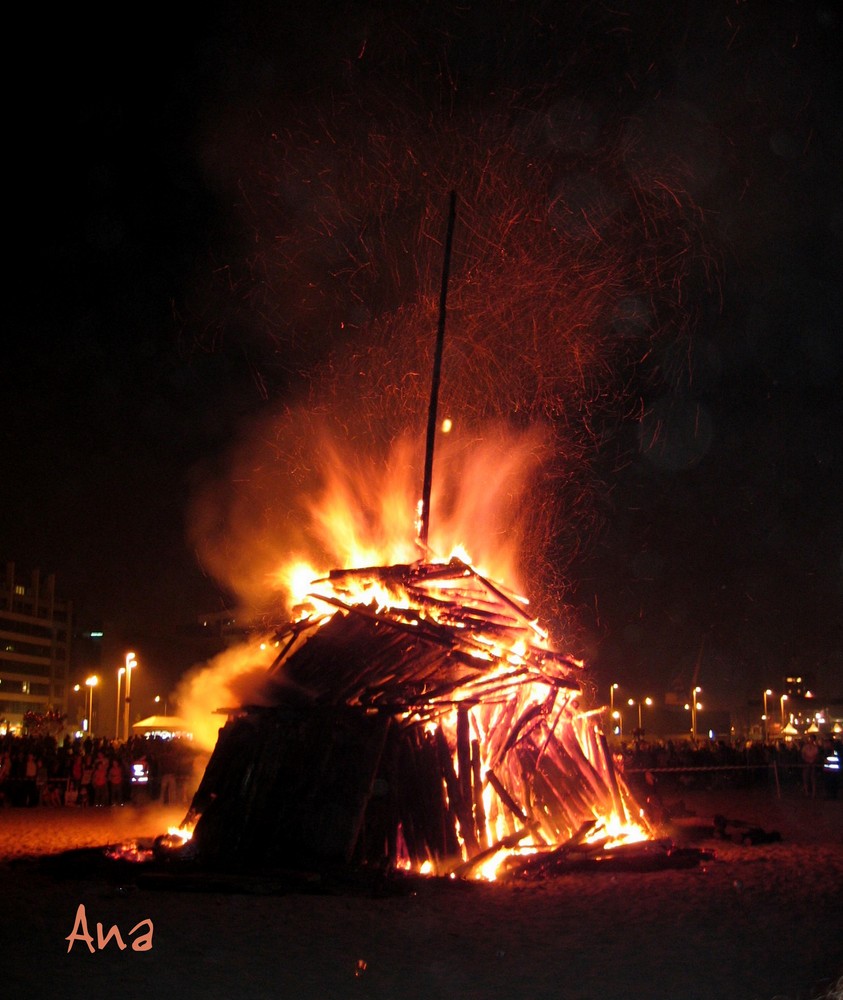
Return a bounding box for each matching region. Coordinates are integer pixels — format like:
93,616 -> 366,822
0,732 -> 202,809
615,734 -> 842,800
1,729 -> 839,814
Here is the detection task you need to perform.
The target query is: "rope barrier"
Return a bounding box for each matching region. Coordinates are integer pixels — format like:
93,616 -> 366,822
624,765 -> 771,773
620,760 -> 828,798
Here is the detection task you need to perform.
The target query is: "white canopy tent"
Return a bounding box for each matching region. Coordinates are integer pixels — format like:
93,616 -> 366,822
131,715 -> 193,739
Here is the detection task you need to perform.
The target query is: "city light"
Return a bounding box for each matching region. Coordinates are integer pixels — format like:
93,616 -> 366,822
762,688 -> 772,741
690,686 -> 702,741
85,675 -> 98,735
627,696 -> 653,734
116,666 -> 125,741
123,652 -> 138,742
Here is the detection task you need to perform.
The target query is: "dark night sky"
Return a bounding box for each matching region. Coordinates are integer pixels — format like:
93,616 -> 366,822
4,1 -> 842,708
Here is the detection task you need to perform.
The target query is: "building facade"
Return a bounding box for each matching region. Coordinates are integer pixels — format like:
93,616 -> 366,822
0,562 -> 72,733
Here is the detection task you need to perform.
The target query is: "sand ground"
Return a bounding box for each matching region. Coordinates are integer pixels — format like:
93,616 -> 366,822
0,786 -> 841,1000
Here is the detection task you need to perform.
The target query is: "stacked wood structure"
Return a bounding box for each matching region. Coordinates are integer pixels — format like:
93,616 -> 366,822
185,557 -> 648,876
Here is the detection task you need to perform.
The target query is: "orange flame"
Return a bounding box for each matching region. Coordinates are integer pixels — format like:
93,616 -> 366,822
179,419 -> 648,877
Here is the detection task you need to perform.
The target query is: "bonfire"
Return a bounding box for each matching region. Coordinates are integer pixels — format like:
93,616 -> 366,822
167,194 -> 660,882
174,550 -> 655,881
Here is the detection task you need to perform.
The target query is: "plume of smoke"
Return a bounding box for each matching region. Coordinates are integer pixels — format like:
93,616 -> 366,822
172,635 -> 278,752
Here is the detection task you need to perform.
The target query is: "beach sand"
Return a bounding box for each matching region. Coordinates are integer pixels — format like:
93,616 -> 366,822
0,786 -> 840,1000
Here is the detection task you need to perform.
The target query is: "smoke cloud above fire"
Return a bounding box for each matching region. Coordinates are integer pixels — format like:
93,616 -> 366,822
173,636 -> 279,751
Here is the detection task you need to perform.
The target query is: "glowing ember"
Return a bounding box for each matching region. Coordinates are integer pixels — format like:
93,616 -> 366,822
104,842 -> 155,864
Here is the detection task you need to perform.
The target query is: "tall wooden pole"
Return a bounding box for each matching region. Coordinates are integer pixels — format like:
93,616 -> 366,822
419,190 -> 457,549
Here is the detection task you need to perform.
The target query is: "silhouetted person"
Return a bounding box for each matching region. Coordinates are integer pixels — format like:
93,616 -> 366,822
108,756 -> 124,805
801,736 -> 820,798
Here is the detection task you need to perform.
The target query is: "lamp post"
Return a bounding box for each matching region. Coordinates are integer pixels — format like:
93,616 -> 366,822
630,696 -> 652,732
85,675 -> 98,736
762,688 -> 772,742
73,684 -> 82,730
116,667 -> 125,740
607,683 -> 619,739
123,652 -> 137,742
154,694 -> 169,716
612,709 -> 622,737
627,697 -> 651,741
690,686 -> 702,742
780,693 -> 788,729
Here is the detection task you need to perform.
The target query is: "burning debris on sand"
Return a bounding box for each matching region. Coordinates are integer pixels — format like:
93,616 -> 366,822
171,555 -> 664,882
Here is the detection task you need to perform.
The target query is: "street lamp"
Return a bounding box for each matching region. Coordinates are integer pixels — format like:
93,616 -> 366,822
762,688 -> 772,742
610,683 -> 619,715
612,709 -> 622,737
116,666 -> 125,740
690,686 -> 702,742
73,684 -> 82,730
85,676 -> 99,735
154,694 -> 169,716
123,652 -> 137,742
629,696 -> 652,732
780,693 -> 788,728
627,697 -> 651,740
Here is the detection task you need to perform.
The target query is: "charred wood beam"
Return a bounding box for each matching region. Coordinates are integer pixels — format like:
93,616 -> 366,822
393,727 -> 459,867
469,570 -> 544,633
323,563 -> 414,583
419,189 -> 457,549
306,593 -> 463,650
538,739 -> 604,820
342,714 -> 392,864
484,768 -> 527,824
402,585 -> 522,621
470,739 -> 488,850
457,705 -> 472,809
268,621 -> 321,674
558,722 -> 616,812
409,558 -> 473,582
498,695 -> 555,759
304,590 -> 582,693
448,821 -> 540,879
517,756 -> 576,842
596,730 -> 626,822
435,725 -> 478,857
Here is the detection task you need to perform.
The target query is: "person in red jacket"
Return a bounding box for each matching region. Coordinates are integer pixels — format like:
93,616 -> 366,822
91,756 -> 109,807
108,756 -> 125,806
